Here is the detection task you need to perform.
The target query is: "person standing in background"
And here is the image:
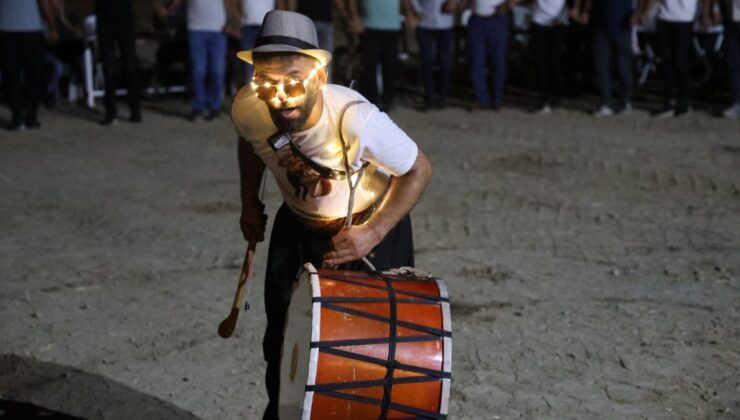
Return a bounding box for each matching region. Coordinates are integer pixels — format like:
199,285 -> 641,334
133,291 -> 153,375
161,0 -> 229,121
291,0 -> 335,51
345,0 -> 408,111
227,0 -> 282,84
0,0 -> 53,130
284,0 -> 338,79
562,0 -> 592,98
529,0 -> 569,114
460,0 -> 522,112
407,0 -> 459,111
704,0 -> 740,118
574,0 -> 634,117
633,0 -> 699,117
95,0 -> 141,125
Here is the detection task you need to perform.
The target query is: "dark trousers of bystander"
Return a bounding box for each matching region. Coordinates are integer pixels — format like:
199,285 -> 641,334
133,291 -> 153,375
360,29 -> 401,110
261,204 -> 414,420
416,27 -> 454,109
240,25 -> 261,83
725,21 -> 740,105
0,31 -> 45,127
655,19 -> 693,111
467,13 -> 509,108
592,26 -> 633,108
98,28 -> 140,120
530,23 -> 567,108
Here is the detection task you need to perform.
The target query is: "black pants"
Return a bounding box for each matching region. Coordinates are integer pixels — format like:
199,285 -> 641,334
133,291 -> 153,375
592,26 -> 633,108
359,29 -> 400,108
725,21 -> 740,105
262,203 -> 414,420
0,31 -> 45,125
656,19 -> 692,110
416,27 -> 454,107
97,28 -> 140,119
530,23 -> 566,108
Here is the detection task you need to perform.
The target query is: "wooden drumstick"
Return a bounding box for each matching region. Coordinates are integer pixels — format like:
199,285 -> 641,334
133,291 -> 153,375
218,240 -> 257,339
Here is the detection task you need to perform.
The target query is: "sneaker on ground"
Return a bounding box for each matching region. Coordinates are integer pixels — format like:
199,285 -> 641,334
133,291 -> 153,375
25,118 -> 41,129
205,110 -> 220,121
674,106 -> 692,117
187,110 -> 202,121
653,105 -> 675,119
722,103 -> 740,119
534,105 -> 552,115
99,116 -> 118,126
593,105 -> 613,117
616,103 -> 632,115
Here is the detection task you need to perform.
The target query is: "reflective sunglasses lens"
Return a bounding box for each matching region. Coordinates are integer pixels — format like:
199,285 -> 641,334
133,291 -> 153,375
256,85 -> 277,100
283,82 -> 306,98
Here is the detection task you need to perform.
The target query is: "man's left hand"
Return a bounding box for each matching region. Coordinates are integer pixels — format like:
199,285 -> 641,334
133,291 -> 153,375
324,225 -> 383,266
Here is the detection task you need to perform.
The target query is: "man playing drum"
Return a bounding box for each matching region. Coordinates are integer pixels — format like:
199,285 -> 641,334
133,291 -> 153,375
230,10 -> 432,419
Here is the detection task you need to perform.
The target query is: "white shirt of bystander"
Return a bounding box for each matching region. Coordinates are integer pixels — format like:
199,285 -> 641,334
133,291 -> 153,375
187,0 -> 226,32
241,0 -> 274,26
656,0 -> 699,22
531,0 -> 568,26
472,0 -> 507,17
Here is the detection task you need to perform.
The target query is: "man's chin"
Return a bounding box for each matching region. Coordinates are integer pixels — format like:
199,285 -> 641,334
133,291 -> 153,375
270,109 -> 306,132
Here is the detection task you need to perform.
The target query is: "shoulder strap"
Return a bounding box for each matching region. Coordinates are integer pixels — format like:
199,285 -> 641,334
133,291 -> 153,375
337,99 -> 367,165
337,99 -> 367,146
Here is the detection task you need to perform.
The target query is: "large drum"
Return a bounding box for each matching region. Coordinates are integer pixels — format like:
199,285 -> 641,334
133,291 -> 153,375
279,263 -> 452,419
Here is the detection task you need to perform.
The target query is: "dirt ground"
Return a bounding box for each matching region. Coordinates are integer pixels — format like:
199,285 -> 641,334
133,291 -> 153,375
1,96 -> 739,420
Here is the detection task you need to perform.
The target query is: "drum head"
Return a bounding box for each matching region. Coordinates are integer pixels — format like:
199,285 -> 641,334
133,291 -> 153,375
279,264 -> 319,419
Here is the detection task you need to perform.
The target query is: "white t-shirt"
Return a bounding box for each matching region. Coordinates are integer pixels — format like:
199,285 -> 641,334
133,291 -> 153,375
531,0 -> 568,26
472,0 -> 507,17
241,0 -> 274,26
187,0 -> 226,32
232,84 -> 418,219
656,0 -> 698,22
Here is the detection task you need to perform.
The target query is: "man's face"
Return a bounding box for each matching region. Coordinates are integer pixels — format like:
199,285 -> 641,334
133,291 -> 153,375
252,54 -> 324,133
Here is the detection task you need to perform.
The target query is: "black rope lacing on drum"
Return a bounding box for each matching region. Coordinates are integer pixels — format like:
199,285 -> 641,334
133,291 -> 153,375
307,273 -> 451,419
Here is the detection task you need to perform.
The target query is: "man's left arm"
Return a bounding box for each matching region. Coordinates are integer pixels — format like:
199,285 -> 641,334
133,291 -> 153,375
324,149 -> 433,266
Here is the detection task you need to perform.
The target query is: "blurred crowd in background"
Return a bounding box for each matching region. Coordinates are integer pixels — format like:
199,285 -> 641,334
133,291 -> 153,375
0,0 -> 738,132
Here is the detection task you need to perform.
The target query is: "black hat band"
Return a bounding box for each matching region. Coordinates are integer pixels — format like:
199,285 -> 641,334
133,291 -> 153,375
255,35 -> 317,50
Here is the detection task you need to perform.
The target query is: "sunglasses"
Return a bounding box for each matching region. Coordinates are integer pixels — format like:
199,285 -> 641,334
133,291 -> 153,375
251,66 -> 321,101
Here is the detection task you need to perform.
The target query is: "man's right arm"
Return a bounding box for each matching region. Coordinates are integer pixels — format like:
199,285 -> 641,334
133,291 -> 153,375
238,137 -> 267,242
344,0 -> 365,34
631,0 -> 655,26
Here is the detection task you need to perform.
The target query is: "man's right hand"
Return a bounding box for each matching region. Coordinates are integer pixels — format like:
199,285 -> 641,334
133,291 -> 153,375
240,201 -> 267,242
629,11 -> 645,27
348,16 -> 364,34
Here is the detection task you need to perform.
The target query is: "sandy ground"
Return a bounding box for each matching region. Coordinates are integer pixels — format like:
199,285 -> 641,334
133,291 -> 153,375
1,97 -> 739,420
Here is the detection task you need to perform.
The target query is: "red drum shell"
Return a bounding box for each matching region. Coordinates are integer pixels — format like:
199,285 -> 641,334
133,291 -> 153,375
279,263 -> 452,419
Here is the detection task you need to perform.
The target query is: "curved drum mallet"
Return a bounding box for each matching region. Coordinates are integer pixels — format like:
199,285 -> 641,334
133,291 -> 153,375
218,240 -> 257,339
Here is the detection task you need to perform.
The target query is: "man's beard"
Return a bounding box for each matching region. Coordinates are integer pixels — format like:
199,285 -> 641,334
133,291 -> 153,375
268,87 -> 318,133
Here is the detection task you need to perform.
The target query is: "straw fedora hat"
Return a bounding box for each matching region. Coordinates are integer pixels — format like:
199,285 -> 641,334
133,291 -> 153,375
236,10 -> 332,66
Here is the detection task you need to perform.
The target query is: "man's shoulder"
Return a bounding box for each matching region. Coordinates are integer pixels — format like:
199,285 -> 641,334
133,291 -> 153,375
231,85 -> 274,140
324,84 -> 378,118
323,84 -> 378,134
324,84 -> 369,106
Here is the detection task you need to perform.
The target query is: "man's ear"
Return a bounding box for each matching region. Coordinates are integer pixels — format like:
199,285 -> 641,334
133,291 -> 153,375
317,66 -> 329,85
